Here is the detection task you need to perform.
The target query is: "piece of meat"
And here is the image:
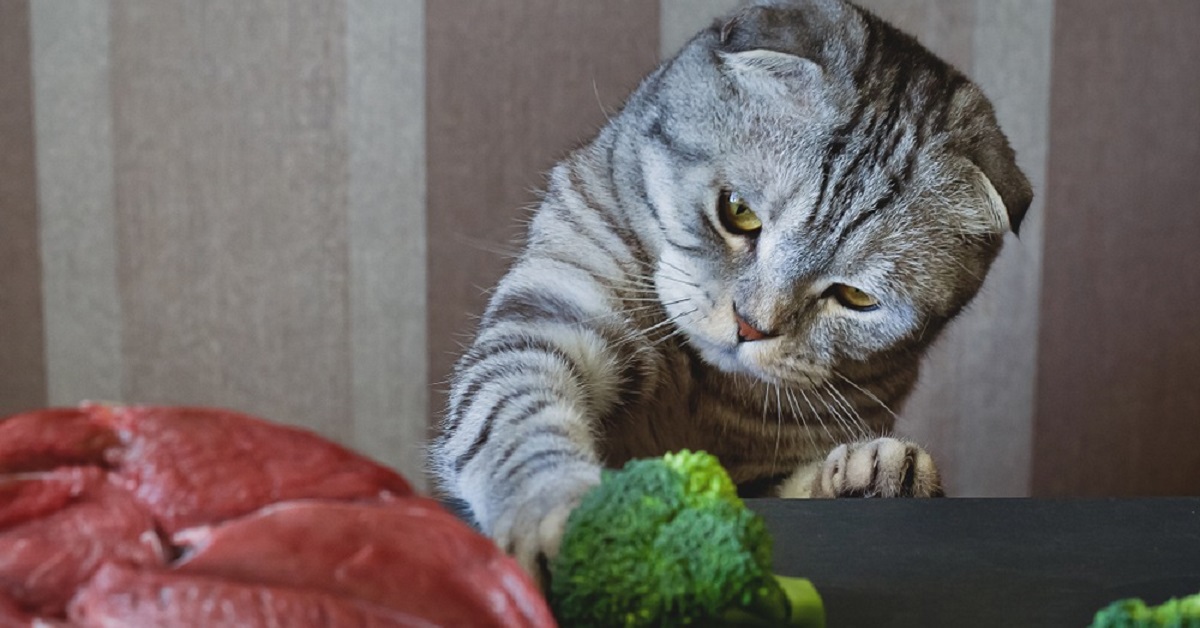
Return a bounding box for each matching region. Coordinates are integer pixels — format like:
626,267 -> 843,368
68,563 -> 441,628
0,471 -> 85,530
172,498 -> 556,628
0,405 -> 556,627
91,404 -> 413,532
0,468 -> 164,616
0,408 -> 118,474
0,591 -> 30,628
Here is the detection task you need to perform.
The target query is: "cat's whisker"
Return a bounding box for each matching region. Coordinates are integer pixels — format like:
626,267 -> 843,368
642,312 -> 690,335
581,304 -> 659,326
633,297 -> 691,312
761,384 -> 772,469
832,369 -> 900,425
615,302 -> 668,313
621,288 -> 662,298
658,260 -> 694,279
591,78 -> 612,124
819,380 -> 854,432
598,269 -> 659,285
828,384 -> 868,441
824,381 -> 869,440
607,283 -> 660,295
648,313 -> 697,346
609,307 -> 696,350
622,274 -> 660,287
608,274 -> 659,287
797,383 -> 834,447
834,384 -> 875,439
654,312 -> 699,344
656,274 -> 701,289
815,385 -> 856,442
786,388 -> 819,455
626,308 -> 698,346
772,382 -> 784,475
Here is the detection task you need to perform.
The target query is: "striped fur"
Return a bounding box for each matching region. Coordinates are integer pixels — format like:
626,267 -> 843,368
430,0 -> 1031,580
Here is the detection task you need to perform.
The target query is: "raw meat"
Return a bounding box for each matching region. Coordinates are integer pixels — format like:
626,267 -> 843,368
0,409 -> 117,473
172,498 -> 553,626
68,564 -> 442,628
0,591 -> 30,628
0,404 -> 554,627
93,404 -> 413,531
0,467 -> 164,615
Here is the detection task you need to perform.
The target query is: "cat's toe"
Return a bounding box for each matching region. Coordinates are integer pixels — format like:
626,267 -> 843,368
815,437 -> 943,498
488,490 -> 590,590
494,518 -> 556,590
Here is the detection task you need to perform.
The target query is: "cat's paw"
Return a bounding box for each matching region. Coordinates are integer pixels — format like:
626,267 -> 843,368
812,437 -> 944,498
487,481 -> 596,590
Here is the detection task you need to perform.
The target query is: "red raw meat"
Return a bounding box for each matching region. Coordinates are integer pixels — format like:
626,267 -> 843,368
171,498 -> 556,627
0,591 -> 30,628
0,467 -> 164,616
91,404 -> 413,531
69,563 -> 441,628
0,471 -> 83,529
0,408 -> 117,473
0,404 -> 555,627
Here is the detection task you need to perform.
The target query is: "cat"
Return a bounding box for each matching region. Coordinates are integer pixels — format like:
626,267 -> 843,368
429,0 -> 1031,584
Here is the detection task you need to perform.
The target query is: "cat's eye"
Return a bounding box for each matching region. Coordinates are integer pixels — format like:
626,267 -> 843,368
717,190 -> 762,236
828,284 -> 880,311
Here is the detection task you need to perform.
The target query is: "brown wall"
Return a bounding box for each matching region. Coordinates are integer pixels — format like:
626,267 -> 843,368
3,1 -> 1199,496
1033,0 -> 1200,496
425,1 -> 662,416
0,0 -> 46,416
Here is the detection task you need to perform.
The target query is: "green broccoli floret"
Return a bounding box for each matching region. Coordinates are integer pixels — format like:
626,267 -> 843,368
1091,593 -> 1200,627
550,450 -> 824,627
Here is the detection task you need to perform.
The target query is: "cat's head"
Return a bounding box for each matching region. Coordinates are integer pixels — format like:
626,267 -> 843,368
617,0 -> 1032,391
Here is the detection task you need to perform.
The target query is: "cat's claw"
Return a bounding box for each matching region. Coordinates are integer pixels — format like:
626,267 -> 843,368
813,437 -> 944,498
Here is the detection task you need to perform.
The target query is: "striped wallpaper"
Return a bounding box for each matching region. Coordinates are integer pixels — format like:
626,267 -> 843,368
2,1 -> 1198,496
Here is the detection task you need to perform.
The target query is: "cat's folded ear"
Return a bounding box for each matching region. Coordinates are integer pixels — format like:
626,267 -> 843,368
970,135 -> 1033,236
716,1 -> 841,61
714,5 -> 827,93
716,48 -> 821,86
950,85 -> 1033,235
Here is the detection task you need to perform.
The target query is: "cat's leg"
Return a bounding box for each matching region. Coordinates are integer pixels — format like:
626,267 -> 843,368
435,317 -> 615,588
777,437 -> 944,498
431,256 -> 650,588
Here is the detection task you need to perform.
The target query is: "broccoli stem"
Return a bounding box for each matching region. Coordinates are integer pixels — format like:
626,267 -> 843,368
717,575 -> 825,627
775,575 -> 826,627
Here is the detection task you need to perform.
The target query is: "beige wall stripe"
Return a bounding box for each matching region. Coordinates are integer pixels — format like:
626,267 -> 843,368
31,0 -> 123,407
346,0 -> 429,484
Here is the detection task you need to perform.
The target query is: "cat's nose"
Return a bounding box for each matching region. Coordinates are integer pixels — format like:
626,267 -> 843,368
733,308 -> 773,343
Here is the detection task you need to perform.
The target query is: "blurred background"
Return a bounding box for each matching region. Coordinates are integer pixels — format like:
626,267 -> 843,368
1,0 -> 1197,496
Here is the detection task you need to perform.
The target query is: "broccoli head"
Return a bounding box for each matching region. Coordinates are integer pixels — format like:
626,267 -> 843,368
550,450 -> 824,627
1091,593 -> 1200,627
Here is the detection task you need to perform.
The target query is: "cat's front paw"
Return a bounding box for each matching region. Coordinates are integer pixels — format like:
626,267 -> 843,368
488,481 -> 596,590
813,437 -> 944,498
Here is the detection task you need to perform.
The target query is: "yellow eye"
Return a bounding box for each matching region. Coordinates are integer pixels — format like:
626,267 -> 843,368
717,190 -> 762,235
830,284 -> 880,311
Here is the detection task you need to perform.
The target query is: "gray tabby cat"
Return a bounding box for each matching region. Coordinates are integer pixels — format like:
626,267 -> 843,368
430,0 -> 1031,583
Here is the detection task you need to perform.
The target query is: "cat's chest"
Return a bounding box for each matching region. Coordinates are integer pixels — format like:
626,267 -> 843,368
600,350 -> 821,479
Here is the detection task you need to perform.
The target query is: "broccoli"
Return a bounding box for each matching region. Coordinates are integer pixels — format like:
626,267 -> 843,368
1091,593 -> 1200,627
549,450 -> 824,627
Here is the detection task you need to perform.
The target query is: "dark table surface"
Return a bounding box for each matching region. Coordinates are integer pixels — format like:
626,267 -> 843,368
748,498 -> 1200,628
